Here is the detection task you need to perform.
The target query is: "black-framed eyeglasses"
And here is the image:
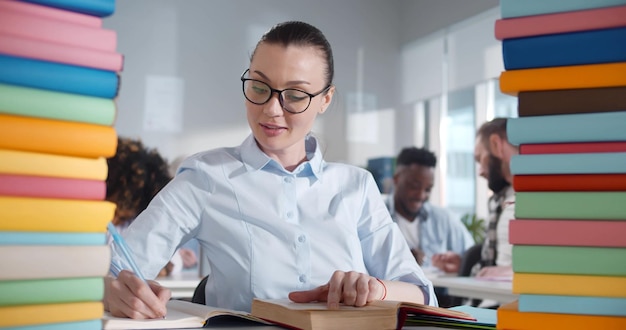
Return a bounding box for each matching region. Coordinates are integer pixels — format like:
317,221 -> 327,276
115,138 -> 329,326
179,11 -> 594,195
240,69 -> 330,114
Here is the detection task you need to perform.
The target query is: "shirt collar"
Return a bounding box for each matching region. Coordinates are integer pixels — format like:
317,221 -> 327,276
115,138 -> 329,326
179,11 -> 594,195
387,193 -> 430,223
240,134 -> 324,180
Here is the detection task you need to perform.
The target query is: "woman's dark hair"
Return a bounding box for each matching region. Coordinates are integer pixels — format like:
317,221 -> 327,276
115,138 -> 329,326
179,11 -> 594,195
251,21 -> 334,87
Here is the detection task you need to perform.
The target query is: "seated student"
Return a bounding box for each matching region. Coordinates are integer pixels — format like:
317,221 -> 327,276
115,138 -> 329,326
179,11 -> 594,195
104,21 -> 437,319
385,147 -> 475,269
431,118 -> 516,280
106,137 -> 197,276
385,147 -> 474,307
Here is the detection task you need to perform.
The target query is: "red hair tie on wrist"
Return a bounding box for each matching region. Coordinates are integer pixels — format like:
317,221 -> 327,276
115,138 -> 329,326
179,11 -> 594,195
376,278 -> 387,300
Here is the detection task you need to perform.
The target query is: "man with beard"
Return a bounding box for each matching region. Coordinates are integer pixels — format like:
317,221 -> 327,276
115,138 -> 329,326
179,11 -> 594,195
432,117 -> 517,279
385,147 -> 474,270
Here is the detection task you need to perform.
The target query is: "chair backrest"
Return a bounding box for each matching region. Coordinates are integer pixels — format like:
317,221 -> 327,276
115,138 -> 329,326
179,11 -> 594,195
458,243 -> 483,277
191,275 -> 209,305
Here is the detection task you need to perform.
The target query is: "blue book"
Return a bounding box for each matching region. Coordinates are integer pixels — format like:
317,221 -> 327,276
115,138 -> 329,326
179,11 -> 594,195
6,319 -> 101,330
503,27 -> 626,70
511,152 -> 626,175
500,0 -> 626,18
519,294 -> 626,317
22,0 -> 115,17
0,232 -> 106,245
507,111 -> 626,145
0,54 -> 119,99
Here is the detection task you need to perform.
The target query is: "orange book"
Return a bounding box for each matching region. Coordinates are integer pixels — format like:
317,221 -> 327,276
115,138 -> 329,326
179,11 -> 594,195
499,62 -> 626,96
498,300 -> 626,330
513,174 -> 626,191
513,273 -> 626,298
0,114 -> 117,158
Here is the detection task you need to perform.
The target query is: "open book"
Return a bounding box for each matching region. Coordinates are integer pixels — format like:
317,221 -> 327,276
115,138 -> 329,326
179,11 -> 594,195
251,298 -> 477,330
102,299 -> 271,329
102,298 -> 480,330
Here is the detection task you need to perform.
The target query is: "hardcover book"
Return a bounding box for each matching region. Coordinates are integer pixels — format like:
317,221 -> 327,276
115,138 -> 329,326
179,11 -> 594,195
495,5 -> 626,40
513,174 -> 626,191
517,86 -> 626,116
103,298 -> 478,330
499,61 -> 626,95
512,245 -> 626,276
502,26 -> 626,70
499,0 -> 626,19
515,191 -> 626,220
513,273 -> 626,298
509,219 -> 626,247
0,148 -> 108,181
497,300 -> 626,330
0,83 -> 117,126
0,114 -> 117,158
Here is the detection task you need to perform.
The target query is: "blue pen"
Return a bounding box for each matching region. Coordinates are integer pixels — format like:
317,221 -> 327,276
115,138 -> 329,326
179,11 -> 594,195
107,222 -> 147,282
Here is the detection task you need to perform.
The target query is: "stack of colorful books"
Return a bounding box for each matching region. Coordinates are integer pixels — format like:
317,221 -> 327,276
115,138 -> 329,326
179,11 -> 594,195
0,0 -> 119,329
494,0 -> 626,329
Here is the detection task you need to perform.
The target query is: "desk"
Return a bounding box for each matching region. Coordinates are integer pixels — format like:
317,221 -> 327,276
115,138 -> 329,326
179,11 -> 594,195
430,276 -> 517,304
156,272 -> 203,299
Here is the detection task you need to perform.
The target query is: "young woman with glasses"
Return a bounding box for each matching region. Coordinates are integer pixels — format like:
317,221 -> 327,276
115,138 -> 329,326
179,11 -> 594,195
104,21 -> 436,319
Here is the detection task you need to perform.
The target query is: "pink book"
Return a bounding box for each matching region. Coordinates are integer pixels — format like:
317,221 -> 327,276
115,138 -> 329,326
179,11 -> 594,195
0,10 -> 116,52
0,0 -> 102,27
0,173 -> 105,200
495,5 -> 626,40
510,219 -> 626,248
0,33 -> 123,72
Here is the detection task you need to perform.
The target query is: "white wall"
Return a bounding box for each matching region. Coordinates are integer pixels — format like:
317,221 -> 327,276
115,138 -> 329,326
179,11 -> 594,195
104,0 -> 401,165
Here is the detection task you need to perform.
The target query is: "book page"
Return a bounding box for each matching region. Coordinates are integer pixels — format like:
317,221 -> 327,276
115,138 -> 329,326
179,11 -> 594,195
103,299 -> 268,330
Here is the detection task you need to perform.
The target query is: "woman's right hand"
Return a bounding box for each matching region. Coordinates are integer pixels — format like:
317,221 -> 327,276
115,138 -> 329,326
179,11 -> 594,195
104,270 -> 171,319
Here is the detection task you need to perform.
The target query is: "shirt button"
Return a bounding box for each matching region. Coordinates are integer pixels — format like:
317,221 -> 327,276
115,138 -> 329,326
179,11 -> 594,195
287,211 -> 293,218
284,177 -> 293,183
299,275 -> 307,283
298,235 -> 306,243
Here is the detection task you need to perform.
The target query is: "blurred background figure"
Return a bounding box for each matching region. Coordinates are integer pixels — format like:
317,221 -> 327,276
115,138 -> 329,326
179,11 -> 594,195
106,137 -> 197,276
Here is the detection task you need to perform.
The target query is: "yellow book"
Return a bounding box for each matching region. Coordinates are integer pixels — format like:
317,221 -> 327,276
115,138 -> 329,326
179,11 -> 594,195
0,113 -> 117,158
0,245 -> 110,280
0,196 -> 115,232
0,148 -> 108,180
513,273 -> 626,298
499,62 -> 626,96
0,301 -> 103,327
498,300 -> 626,330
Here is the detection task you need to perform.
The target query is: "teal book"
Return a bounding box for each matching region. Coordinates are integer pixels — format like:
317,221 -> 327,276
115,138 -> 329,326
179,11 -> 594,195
516,191 -> 626,220
510,152 -> 626,175
512,245 -> 626,276
519,294 -> 626,317
5,319 -> 102,330
0,232 -> 106,245
23,0 -> 115,17
507,111 -> 626,145
500,0 -> 626,18
0,277 -> 103,306
0,83 -> 116,126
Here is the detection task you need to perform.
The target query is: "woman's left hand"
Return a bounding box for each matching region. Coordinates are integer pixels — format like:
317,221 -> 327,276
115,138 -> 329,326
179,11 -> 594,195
288,270 -> 385,309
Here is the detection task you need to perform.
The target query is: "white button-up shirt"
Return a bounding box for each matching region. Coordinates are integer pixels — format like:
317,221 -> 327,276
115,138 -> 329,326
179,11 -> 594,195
111,134 -> 436,312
